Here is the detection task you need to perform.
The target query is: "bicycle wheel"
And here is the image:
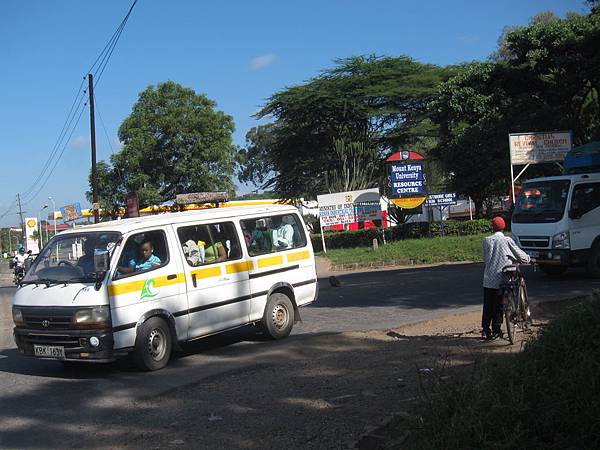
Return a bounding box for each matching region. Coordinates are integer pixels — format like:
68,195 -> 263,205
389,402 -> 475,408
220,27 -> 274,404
503,290 -> 515,344
519,282 -> 532,327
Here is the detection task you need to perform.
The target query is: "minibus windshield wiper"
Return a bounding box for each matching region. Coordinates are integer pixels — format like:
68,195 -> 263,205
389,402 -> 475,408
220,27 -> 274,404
21,278 -> 60,287
62,276 -> 96,285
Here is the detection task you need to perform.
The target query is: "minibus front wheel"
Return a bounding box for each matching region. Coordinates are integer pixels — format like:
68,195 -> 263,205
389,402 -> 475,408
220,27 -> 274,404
133,317 -> 172,371
262,293 -> 295,340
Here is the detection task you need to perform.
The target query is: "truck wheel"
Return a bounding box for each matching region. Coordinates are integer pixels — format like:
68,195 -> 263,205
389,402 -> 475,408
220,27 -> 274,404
539,264 -> 567,277
262,293 -> 294,340
587,243 -> 600,279
133,317 -> 172,371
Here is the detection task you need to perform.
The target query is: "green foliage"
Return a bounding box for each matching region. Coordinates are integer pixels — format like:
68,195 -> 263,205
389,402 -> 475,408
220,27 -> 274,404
320,234 -> 486,268
311,219 -> 491,251
408,293 -> 600,449
238,56 -> 454,198
89,81 -> 238,209
433,9 -> 600,215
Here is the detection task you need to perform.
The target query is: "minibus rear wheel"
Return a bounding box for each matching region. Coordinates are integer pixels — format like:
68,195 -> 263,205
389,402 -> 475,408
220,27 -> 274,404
262,293 -> 294,339
133,316 -> 172,371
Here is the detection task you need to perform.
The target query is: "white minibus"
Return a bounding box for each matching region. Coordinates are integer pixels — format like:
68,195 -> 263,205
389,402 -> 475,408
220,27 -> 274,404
12,205 -> 318,370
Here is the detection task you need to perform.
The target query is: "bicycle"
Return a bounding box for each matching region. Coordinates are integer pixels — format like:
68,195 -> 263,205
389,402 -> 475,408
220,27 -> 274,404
499,255 -> 534,344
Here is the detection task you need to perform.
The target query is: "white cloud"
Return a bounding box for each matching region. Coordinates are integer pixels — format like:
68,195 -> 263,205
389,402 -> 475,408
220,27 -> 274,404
69,135 -> 89,151
250,53 -> 276,70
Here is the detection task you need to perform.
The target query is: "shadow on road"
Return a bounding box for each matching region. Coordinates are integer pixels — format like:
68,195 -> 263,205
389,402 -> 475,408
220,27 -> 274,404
313,263 -> 599,310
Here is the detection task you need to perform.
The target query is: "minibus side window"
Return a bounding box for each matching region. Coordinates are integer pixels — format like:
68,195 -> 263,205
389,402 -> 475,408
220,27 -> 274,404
241,213 -> 307,257
178,222 -> 242,267
114,230 -> 169,279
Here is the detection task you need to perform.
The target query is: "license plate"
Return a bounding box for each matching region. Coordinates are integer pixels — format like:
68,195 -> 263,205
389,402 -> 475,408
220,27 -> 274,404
34,345 -> 66,360
527,251 -> 540,258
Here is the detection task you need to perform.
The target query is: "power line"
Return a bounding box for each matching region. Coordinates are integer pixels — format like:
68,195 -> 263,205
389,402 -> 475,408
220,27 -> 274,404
24,103 -> 87,205
19,0 -> 138,204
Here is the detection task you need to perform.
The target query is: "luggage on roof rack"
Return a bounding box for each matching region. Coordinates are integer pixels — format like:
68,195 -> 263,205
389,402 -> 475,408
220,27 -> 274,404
564,141 -> 600,174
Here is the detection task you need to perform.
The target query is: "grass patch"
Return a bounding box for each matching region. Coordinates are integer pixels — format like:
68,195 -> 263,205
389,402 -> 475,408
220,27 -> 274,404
321,234 -> 485,269
406,292 -> 600,449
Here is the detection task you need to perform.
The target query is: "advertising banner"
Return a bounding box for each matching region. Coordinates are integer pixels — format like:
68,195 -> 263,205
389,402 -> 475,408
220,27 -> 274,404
389,162 -> 426,197
24,217 -> 39,253
126,194 -> 140,218
425,192 -> 458,207
317,188 -> 382,227
509,131 -> 572,165
60,203 -> 82,222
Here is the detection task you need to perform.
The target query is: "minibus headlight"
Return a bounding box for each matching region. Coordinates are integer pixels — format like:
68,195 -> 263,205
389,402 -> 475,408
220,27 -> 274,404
12,307 -> 24,327
552,231 -> 570,249
74,306 -> 111,329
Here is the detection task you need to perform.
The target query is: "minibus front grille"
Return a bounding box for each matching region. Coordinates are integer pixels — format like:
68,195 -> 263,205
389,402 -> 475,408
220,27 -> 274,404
21,308 -> 74,330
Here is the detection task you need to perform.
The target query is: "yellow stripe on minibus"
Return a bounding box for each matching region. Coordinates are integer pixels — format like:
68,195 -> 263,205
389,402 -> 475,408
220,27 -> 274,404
109,280 -> 146,296
109,273 -> 186,297
287,250 -> 310,263
192,266 -> 222,279
257,255 -> 283,268
226,261 -> 254,274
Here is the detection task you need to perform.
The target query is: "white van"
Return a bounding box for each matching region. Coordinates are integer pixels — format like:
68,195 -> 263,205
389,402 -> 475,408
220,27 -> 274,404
512,172 -> 600,277
12,205 -> 318,370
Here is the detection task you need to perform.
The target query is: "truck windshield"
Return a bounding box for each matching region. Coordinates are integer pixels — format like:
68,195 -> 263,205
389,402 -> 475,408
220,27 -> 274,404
23,231 -> 121,284
512,180 -> 571,223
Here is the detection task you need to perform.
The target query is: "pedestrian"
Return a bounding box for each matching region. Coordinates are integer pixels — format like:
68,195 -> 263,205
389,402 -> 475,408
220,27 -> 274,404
482,216 -> 532,340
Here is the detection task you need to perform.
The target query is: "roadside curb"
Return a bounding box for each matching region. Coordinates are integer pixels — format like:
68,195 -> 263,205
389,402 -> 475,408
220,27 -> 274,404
327,259 -> 478,274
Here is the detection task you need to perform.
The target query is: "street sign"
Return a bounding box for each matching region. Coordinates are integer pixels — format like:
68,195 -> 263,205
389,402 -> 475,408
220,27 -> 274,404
317,188 -> 381,227
389,162 -> 426,197
425,192 -> 458,207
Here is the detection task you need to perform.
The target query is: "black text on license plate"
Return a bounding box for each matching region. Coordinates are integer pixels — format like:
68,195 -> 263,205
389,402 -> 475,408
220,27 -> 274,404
33,345 -> 65,360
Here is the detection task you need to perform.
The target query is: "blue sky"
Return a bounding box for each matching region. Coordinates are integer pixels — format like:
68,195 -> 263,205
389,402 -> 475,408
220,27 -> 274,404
0,0 -> 588,226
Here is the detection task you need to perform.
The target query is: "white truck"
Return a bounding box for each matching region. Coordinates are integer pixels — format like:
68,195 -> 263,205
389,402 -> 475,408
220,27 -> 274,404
512,171 -> 600,277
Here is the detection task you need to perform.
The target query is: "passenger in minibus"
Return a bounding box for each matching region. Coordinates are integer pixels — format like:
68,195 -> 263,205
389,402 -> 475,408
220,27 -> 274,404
204,225 -> 227,263
77,239 -> 97,274
272,215 -> 295,250
118,241 -> 161,274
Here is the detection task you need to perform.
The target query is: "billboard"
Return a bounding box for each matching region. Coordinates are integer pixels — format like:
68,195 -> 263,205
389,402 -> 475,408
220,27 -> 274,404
60,203 -> 82,222
509,131 -> 572,165
317,188 -> 382,227
389,162 -> 426,197
24,217 -> 39,253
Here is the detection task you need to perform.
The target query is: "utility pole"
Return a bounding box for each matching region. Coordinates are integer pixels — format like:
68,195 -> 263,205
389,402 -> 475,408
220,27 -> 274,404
16,193 -> 25,245
88,73 -> 99,224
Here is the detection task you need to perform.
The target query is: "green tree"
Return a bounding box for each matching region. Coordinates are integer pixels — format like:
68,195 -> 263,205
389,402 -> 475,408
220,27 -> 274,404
238,56 -> 453,198
90,81 -> 237,208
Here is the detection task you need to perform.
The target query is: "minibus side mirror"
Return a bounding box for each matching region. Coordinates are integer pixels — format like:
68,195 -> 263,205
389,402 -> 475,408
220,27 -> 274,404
568,208 -> 581,220
93,250 -> 110,290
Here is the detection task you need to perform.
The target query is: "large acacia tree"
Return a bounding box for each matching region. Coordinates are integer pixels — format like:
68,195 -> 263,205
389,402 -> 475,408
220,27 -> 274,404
89,81 -> 237,209
238,56 -> 454,198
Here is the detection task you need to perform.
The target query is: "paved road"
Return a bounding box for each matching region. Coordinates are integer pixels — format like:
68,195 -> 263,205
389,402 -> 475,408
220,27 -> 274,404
0,264 -> 598,448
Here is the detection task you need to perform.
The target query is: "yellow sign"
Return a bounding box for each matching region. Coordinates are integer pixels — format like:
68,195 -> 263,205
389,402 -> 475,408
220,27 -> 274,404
391,197 -> 426,209
26,219 -> 36,228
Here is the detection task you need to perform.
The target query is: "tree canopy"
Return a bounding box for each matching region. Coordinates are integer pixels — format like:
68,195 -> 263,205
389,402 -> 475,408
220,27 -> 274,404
238,56 -> 454,198
89,81 -> 237,210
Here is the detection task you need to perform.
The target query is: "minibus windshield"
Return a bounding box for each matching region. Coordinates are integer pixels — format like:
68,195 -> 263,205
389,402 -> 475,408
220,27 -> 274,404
512,180 -> 571,224
23,232 -> 121,284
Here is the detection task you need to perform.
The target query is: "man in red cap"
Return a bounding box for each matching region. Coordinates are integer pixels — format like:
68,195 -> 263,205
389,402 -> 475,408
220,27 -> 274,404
482,216 -> 533,339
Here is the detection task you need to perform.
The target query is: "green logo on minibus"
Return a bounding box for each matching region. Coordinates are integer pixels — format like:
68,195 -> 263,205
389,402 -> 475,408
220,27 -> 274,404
140,278 -> 158,300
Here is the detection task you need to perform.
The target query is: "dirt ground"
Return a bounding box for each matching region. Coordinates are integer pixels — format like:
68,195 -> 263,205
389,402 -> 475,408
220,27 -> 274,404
102,302 -> 565,450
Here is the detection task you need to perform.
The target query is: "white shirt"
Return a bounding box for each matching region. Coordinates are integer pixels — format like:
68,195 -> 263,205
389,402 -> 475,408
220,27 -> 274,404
13,253 -> 27,267
483,232 -> 531,289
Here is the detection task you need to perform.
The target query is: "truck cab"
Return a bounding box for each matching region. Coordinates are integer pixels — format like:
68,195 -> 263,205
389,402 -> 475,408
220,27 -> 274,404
511,172 -> 600,277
